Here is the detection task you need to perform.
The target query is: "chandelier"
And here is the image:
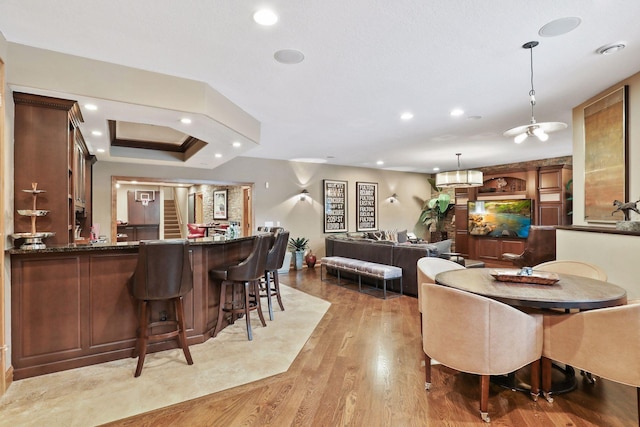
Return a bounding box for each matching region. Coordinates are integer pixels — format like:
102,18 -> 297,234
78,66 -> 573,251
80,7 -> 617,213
435,153 -> 483,188
503,41 -> 567,143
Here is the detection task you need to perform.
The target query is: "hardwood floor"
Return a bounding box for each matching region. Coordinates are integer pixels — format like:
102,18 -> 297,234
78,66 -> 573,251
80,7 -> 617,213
104,268 -> 638,426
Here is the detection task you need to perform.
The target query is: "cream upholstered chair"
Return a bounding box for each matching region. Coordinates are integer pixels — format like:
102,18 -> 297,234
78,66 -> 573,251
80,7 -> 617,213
541,301 -> 640,425
416,257 -> 465,333
534,260 -> 607,281
422,282 -> 543,423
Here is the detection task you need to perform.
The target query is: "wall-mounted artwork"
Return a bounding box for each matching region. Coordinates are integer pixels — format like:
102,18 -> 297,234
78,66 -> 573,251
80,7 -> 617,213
356,182 -> 377,231
323,179 -> 347,232
213,189 -> 228,220
584,85 -> 628,222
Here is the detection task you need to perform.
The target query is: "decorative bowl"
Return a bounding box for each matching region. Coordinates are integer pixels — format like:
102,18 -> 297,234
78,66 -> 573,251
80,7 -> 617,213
490,269 -> 560,286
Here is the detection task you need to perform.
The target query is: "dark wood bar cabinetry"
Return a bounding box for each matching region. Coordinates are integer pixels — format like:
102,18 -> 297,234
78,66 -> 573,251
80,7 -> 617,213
13,92 -> 95,246
9,238 -> 255,379
455,163 -> 572,266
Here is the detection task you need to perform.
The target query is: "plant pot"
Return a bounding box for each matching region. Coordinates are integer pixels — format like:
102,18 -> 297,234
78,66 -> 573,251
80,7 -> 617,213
430,231 -> 448,242
305,251 -> 317,268
278,252 -> 292,273
294,251 -> 304,270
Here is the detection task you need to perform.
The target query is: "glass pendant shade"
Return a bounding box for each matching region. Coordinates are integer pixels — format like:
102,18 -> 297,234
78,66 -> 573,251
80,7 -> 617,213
434,153 -> 483,188
504,41 -> 567,143
435,169 -> 483,188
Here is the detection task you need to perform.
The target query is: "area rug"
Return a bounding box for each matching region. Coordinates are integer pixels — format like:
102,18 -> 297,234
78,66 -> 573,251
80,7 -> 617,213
0,285 -> 331,427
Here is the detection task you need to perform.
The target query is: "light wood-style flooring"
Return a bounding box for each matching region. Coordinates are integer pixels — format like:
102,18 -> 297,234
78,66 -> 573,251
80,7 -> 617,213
105,268 -> 638,426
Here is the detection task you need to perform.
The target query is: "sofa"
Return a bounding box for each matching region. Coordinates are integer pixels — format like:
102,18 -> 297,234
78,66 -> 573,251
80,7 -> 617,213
324,235 -> 452,297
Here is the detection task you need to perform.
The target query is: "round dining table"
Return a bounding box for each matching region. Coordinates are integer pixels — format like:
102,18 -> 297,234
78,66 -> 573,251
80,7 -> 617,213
435,268 -> 628,310
434,267 -> 628,394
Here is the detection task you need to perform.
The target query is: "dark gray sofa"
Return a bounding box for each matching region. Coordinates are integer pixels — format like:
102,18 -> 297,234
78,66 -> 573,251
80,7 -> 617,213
324,236 -> 452,297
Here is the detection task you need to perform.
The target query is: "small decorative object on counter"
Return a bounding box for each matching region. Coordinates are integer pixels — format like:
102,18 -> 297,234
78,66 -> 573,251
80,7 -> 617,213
613,198 -> 640,231
11,182 -> 56,250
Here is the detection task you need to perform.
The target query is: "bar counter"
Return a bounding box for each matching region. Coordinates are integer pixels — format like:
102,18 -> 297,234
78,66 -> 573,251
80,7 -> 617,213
8,236 -> 257,379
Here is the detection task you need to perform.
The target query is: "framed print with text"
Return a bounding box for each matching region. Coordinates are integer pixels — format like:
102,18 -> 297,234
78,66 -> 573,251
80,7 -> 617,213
323,179 -> 347,232
213,189 -> 228,220
356,182 -> 378,231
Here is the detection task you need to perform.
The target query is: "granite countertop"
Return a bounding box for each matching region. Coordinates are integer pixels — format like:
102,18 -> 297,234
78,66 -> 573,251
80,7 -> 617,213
7,235 -> 255,255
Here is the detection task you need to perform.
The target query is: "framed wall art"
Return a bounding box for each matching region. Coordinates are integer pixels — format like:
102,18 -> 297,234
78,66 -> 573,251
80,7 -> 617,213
356,181 -> 378,231
213,189 -> 228,220
584,85 -> 628,222
323,179 -> 347,232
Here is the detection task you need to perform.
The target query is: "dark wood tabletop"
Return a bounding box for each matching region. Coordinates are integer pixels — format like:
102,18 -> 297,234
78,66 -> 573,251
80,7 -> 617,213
435,268 -> 628,310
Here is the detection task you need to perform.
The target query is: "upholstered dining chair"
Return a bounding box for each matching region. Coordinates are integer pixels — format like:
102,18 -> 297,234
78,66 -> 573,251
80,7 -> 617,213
533,260 -> 608,281
541,301 -> 640,425
416,257 -> 465,334
422,282 -> 543,423
187,223 -> 206,239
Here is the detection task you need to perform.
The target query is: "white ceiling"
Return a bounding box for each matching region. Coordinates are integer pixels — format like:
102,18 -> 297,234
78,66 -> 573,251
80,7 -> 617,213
2,1 -> 640,173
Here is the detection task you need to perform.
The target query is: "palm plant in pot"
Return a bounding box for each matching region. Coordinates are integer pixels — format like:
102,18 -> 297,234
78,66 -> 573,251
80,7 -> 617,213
288,237 -> 309,270
419,178 -> 454,242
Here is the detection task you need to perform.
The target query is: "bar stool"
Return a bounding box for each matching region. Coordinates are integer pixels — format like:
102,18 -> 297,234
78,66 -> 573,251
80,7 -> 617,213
210,234 -> 272,340
261,230 -> 289,320
130,239 -> 194,377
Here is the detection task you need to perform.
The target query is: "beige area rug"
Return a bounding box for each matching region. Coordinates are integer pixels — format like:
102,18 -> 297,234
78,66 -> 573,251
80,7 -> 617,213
0,285 -> 331,427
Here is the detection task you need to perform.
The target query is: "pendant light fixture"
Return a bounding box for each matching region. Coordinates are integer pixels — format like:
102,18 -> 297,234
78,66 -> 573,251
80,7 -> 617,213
503,41 -> 567,144
435,153 -> 483,188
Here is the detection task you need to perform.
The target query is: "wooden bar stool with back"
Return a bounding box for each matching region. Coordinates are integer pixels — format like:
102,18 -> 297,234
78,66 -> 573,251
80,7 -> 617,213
210,234 -> 273,340
130,239 -> 194,377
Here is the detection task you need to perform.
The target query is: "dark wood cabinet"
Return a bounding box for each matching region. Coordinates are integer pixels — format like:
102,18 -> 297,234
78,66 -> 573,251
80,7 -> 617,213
10,238 -> 256,379
117,224 -> 160,241
13,92 -> 94,245
460,165 -> 571,265
538,165 -> 572,226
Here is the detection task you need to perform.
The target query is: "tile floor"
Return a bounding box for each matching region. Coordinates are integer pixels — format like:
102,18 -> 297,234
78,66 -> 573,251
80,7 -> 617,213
0,285 -> 331,427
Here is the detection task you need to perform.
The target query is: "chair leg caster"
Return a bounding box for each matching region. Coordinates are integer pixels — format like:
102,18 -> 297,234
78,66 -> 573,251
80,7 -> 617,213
530,392 -> 539,402
581,370 -> 597,384
425,382 -> 431,390
543,391 -> 554,403
481,412 -> 490,423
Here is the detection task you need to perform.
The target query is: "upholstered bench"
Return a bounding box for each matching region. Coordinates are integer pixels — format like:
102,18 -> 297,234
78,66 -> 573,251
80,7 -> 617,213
320,256 -> 403,299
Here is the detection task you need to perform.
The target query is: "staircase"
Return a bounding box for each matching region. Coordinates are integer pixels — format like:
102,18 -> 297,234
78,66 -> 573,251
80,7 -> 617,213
164,199 -> 182,239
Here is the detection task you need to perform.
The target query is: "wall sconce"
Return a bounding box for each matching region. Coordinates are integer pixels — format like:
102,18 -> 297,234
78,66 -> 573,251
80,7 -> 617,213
389,193 -> 398,203
300,189 -> 309,201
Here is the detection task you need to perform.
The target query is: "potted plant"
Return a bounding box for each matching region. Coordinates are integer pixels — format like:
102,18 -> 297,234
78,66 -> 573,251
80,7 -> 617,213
288,237 -> 309,270
419,178 -> 454,242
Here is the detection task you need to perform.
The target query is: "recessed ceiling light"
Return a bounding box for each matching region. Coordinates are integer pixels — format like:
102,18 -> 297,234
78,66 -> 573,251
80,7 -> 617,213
450,109 -> 464,117
180,118 -> 192,124
376,160 -> 384,165
400,112 -> 414,120
92,130 -> 102,136
433,167 -> 440,171
290,158 -> 327,164
596,42 -> 626,55
274,49 -> 305,64
232,141 -> 241,148
253,9 -> 278,26
84,104 -> 97,111
96,148 -> 105,153
539,17 -> 581,37
214,153 -> 222,158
